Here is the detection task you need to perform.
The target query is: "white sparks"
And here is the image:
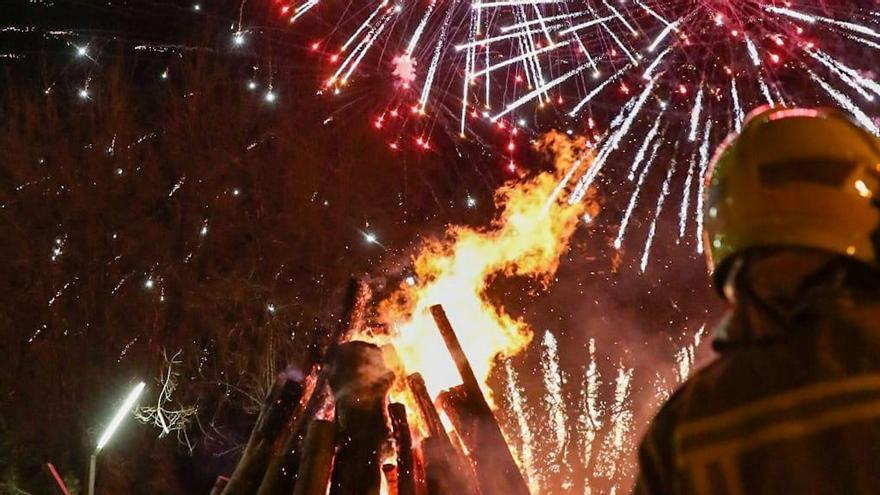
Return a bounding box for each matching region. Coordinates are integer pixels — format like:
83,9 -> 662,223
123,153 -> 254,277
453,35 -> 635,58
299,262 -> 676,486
578,339 -> 603,494
687,88 -> 704,142
731,77 -> 744,132
808,69 -> 880,135
542,331 -> 567,456
505,362 -> 540,492
615,140 -> 662,250
569,63 -> 633,116
640,156 -> 676,273
678,154 -> 697,240
695,120 -> 714,254
570,77 -> 657,204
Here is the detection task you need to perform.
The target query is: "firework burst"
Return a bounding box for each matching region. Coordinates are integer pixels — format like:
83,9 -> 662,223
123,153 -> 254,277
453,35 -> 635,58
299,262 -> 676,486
290,0 -> 879,259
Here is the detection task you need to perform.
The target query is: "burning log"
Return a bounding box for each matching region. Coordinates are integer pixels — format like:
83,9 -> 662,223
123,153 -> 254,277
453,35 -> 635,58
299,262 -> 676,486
256,279 -> 369,494
429,305 -> 531,495
435,386 -> 472,449
221,377 -> 304,495
328,341 -> 395,495
388,403 -> 416,495
406,373 -> 478,495
383,464 -> 399,495
292,419 -> 336,495
412,443 -> 428,495
406,374 -> 448,441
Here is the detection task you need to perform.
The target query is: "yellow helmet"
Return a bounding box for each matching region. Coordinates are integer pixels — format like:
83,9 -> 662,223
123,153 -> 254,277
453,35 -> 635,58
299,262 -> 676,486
703,106 -> 880,285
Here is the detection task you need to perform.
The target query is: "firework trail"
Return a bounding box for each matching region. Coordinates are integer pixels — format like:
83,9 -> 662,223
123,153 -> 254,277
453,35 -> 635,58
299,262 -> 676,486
675,324 -> 707,382
290,1 -> 879,263
593,364 -> 634,483
639,154 -> 677,273
541,330 -> 570,484
505,360 -> 541,492
542,331 -> 567,455
577,338 -> 603,495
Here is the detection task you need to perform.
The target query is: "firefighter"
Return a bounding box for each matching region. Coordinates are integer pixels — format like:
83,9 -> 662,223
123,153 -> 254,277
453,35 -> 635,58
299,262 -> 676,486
633,106 -> 880,495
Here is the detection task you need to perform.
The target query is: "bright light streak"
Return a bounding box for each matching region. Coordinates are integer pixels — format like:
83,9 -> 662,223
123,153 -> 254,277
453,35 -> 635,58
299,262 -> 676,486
569,63 -> 632,116
627,116 -> 663,181
474,0 -> 563,8
505,362 -> 540,491
603,0 -> 637,36
642,46 -> 670,80
615,140 -> 662,249
647,19 -> 679,52
490,59 -> 591,121
731,77 -> 744,132
419,2 -> 455,112
808,69 -> 880,135
500,11 -> 583,32
678,154 -> 696,239
556,15 -> 616,36
688,88 -> 704,142
640,157 -> 676,272
96,382 -> 146,451
470,41 -> 569,79
570,77 -> 657,204
695,119 -> 714,254
405,1 -> 436,55
744,34 -> 761,66
541,332 -> 567,456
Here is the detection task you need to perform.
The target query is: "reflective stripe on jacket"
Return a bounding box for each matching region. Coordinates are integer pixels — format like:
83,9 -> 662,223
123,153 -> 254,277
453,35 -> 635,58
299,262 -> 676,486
634,298 -> 880,495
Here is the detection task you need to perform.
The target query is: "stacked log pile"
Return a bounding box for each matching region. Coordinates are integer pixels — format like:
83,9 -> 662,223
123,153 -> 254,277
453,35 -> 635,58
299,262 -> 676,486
217,284 -> 531,495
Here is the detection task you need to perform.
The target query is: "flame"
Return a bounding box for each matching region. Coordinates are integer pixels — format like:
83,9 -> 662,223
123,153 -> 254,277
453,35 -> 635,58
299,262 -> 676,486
376,131 -> 598,401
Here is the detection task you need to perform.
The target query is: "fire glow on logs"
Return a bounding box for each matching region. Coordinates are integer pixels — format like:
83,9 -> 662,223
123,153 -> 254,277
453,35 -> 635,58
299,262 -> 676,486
220,302 -> 531,495
218,133 -> 598,495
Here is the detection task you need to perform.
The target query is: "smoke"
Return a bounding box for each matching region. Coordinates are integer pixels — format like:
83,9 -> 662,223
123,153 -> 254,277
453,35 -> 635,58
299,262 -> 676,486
277,364 -> 305,383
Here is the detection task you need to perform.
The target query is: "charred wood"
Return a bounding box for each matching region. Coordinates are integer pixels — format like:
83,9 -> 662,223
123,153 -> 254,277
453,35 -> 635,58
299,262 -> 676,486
328,341 -> 395,495
429,305 -> 530,495
256,279 -> 367,493
388,403 -> 416,495
291,419 -> 337,495
221,377 -> 303,495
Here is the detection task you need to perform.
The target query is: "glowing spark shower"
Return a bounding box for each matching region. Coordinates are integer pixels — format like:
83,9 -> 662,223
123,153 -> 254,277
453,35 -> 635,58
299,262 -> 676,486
292,1 -> 878,262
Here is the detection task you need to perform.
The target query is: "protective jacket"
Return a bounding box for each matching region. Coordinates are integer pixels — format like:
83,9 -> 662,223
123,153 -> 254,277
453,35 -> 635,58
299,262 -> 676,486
634,270 -> 880,495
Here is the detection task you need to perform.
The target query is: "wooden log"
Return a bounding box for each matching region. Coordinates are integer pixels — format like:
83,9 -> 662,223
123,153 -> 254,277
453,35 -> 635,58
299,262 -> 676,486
292,419 -> 337,495
221,377 -> 304,495
412,444 -> 428,495
388,403 -> 416,495
405,374 -> 448,441
406,374 -> 477,495
328,341 -> 395,495
429,305 -> 531,495
435,386 -> 473,451
256,279 -> 367,494
209,476 -> 229,495
383,464 -> 399,495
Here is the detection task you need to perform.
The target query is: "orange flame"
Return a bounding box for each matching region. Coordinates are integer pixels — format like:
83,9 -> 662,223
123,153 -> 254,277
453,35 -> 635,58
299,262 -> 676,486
376,132 -> 598,401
